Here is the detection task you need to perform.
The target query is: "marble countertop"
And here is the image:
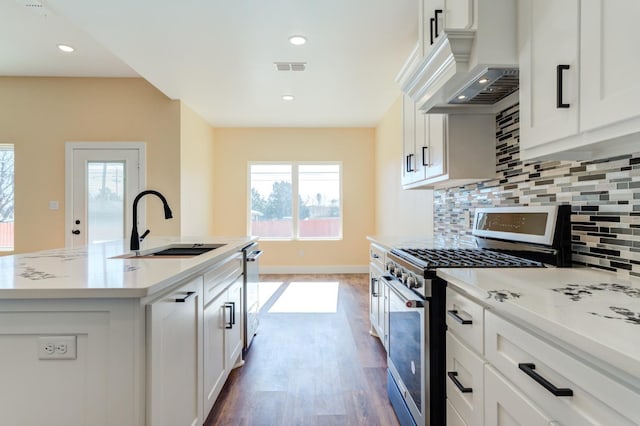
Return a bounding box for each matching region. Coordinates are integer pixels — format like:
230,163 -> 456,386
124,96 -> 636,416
0,236 -> 255,299
437,267 -> 640,382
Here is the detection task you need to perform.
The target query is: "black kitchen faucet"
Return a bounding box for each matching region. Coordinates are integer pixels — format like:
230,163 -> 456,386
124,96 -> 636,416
130,190 -> 173,252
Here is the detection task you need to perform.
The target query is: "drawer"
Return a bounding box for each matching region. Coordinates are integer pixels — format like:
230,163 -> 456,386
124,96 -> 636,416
203,253 -> 243,305
446,287 -> 484,355
446,332 -> 484,426
485,311 -> 639,425
484,364 -> 553,425
446,399 -> 468,426
369,243 -> 386,270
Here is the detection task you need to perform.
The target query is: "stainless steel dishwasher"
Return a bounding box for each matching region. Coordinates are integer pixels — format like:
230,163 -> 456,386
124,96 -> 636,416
242,242 -> 262,354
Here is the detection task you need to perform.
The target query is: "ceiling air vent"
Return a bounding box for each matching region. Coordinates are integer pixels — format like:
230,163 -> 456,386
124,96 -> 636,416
16,0 -> 50,16
274,62 -> 307,72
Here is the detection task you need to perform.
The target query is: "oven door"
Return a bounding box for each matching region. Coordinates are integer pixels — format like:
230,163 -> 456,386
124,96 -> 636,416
383,275 -> 427,426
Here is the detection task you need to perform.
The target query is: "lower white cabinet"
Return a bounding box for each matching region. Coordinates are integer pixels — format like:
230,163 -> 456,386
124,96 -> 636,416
369,243 -> 389,351
147,276 -> 204,426
446,286 -> 640,426
484,365 -> 553,426
203,274 -> 243,416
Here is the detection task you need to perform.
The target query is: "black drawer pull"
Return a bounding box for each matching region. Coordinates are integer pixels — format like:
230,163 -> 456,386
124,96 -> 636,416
371,251 -> 380,259
556,64 -> 570,108
448,371 -> 472,393
430,17 -> 435,45
518,363 -> 573,397
224,303 -> 233,329
447,309 -> 472,325
175,291 -> 195,303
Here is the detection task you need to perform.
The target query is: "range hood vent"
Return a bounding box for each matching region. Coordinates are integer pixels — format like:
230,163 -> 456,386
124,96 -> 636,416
397,0 -> 518,113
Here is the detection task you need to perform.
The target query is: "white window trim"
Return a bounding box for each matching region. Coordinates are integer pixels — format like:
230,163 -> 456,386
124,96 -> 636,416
0,143 -> 14,251
248,161 -> 343,241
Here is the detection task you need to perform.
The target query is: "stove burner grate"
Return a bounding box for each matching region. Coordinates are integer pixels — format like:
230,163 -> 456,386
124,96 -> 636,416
395,248 -> 544,269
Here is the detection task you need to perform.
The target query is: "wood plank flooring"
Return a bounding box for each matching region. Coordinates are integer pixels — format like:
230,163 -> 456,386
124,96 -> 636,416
204,274 -> 399,426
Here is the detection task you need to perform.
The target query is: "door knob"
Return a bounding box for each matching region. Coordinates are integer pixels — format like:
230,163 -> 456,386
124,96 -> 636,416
71,230 -> 80,235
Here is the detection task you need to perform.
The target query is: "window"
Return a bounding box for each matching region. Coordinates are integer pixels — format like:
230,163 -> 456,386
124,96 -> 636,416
249,163 -> 342,240
0,144 -> 14,251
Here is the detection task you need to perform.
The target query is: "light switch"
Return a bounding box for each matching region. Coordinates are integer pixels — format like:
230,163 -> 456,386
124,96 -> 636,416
49,201 -> 59,210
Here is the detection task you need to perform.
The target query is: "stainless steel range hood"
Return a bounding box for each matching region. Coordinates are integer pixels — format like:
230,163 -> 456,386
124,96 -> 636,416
397,1 -> 518,114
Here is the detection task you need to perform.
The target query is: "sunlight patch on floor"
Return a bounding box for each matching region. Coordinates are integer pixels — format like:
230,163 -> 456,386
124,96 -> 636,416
259,281 -> 284,310
268,281 -> 339,313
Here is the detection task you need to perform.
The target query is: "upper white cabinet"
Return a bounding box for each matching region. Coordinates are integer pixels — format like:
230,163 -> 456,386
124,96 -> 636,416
519,0 -> 640,160
401,100 -> 497,189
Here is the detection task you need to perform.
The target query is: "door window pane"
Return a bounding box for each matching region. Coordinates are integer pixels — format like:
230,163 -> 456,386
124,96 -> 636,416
87,162 -> 125,244
250,164 -> 293,238
0,145 -> 14,251
298,164 -> 341,238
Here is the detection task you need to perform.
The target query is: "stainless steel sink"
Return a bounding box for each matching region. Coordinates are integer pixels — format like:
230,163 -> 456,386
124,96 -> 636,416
111,243 -> 226,259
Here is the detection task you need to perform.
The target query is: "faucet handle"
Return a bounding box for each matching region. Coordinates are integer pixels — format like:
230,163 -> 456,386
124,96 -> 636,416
139,229 -> 150,242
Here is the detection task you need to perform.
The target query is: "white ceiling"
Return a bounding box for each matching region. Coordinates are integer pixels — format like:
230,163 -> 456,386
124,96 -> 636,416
1,0 -> 418,127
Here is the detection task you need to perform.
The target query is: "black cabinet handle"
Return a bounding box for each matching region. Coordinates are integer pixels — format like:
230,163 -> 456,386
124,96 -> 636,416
518,363 -> 573,397
371,251 -> 380,259
434,9 -> 443,38
430,17 -> 435,45
230,301 -> 236,325
371,277 -> 379,297
175,291 -> 195,303
224,303 -> 233,329
556,65 -> 570,108
448,371 -> 472,393
447,309 -> 472,325
408,154 -> 415,172
71,229 -> 81,235
422,146 -> 429,166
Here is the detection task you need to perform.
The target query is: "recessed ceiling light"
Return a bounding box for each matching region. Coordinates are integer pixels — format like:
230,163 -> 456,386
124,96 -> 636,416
57,44 -> 75,53
457,95 -> 466,100
282,94 -> 295,101
288,35 -> 307,46
478,77 -> 489,84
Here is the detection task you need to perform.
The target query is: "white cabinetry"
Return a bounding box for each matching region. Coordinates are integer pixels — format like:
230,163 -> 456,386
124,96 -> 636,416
445,286 -> 640,426
203,254 -> 244,416
445,287 -> 486,426
401,101 -> 496,189
519,0 -> 640,160
147,276 -> 204,426
369,243 -> 388,350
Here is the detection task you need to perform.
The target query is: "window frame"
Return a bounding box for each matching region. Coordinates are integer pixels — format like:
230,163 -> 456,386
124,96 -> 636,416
247,161 -> 343,241
0,143 -> 15,252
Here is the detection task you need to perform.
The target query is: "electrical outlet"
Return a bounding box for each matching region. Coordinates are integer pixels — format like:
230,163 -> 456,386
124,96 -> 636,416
38,336 -> 77,360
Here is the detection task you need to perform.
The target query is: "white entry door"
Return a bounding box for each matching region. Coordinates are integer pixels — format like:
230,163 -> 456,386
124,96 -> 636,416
66,143 -> 145,248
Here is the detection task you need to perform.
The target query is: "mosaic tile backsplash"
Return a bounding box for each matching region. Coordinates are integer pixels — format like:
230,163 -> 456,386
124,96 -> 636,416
433,103 -> 640,277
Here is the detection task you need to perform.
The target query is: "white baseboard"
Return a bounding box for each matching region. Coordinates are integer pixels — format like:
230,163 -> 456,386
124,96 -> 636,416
260,265 -> 368,274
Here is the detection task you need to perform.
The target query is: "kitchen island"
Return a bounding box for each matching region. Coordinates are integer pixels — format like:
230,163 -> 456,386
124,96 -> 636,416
0,236 -> 255,426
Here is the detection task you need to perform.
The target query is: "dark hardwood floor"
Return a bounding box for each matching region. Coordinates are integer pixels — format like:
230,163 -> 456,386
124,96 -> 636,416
204,274 -> 399,426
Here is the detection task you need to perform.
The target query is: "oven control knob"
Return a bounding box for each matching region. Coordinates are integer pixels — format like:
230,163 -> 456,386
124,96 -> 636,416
386,263 -> 395,274
407,275 -> 417,288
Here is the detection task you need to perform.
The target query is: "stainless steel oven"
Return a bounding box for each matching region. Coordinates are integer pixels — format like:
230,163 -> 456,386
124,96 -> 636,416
383,205 -> 572,426
384,274 -> 428,426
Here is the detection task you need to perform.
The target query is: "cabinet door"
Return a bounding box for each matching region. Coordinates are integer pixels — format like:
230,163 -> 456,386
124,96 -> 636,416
225,278 -> 243,368
425,114 -> 446,179
369,271 -> 381,336
484,365 -> 553,425
203,290 -> 228,415
402,94 -> 418,186
148,277 -> 203,426
518,0 -> 579,150
581,1 -> 640,132
422,0 -> 446,56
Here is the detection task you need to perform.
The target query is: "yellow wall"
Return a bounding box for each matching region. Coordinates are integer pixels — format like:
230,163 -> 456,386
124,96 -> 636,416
375,97 -> 433,236
179,103 -> 215,236
0,77 -> 181,253
213,127 -> 375,271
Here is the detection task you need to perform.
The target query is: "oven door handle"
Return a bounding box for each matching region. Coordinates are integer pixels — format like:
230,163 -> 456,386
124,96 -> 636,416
381,275 -> 424,308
